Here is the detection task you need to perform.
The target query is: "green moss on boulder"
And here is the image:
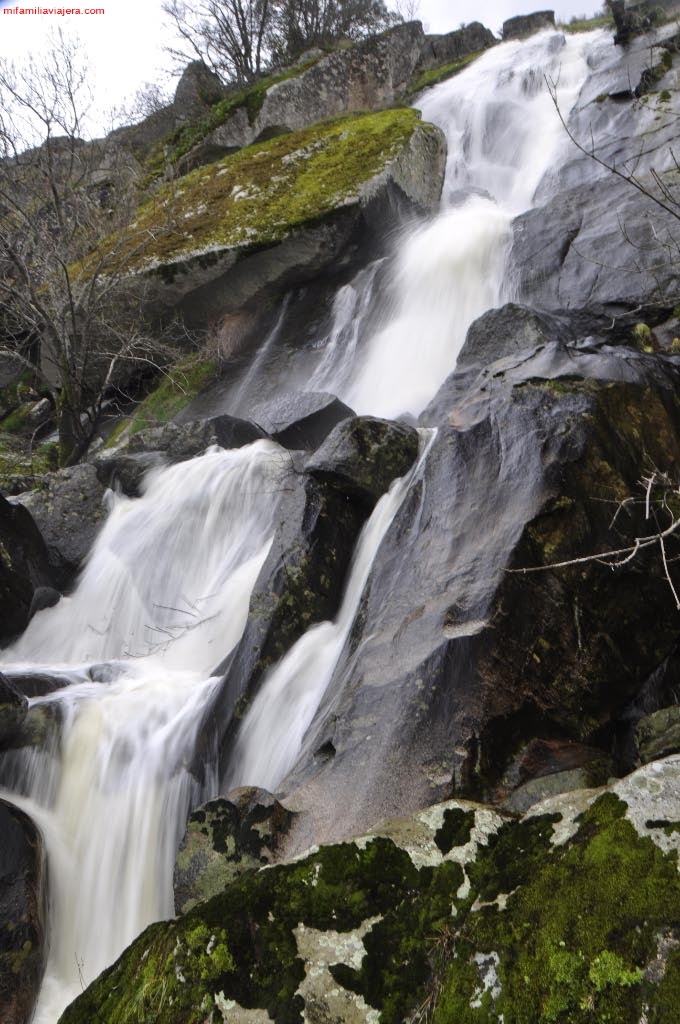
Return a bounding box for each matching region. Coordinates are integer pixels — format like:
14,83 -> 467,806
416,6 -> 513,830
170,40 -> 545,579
120,108 -> 430,270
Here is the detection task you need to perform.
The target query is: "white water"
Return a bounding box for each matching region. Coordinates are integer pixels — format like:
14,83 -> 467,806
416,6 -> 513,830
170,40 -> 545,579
0,29 -> 612,1024
228,432 -> 435,791
318,29 -> 609,419
0,441 -> 291,1022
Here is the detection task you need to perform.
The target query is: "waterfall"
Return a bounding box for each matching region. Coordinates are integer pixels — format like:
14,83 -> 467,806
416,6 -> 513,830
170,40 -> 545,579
313,29 -> 610,419
0,27 -> 613,1024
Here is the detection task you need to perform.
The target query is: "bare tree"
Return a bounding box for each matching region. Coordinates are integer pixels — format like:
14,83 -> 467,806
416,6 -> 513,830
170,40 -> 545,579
162,0 -> 273,84
270,0 -> 399,64
161,0 -> 400,84
0,32 -> 165,466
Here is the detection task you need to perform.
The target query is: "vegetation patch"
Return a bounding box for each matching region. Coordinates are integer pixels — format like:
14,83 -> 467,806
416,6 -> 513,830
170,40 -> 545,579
111,108 -> 422,271
560,13 -> 614,33
104,355 -> 218,446
408,51 -> 486,95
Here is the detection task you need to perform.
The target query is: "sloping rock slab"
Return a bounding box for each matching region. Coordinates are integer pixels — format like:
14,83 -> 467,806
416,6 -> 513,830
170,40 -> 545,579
0,800 -> 47,1024
120,109 -> 446,326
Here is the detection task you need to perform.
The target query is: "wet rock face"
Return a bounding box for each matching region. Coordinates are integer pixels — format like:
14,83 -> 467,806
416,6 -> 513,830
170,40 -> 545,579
0,675 -> 28,748
272,315 -> 680,846
174,787 -> 294,915
0,494 -> 54,645
58,760 -> 680,1024
0,800 -> 47,1024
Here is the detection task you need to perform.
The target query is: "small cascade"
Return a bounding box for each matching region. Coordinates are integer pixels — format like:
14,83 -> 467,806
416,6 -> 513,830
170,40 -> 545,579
227,431 -> 435,791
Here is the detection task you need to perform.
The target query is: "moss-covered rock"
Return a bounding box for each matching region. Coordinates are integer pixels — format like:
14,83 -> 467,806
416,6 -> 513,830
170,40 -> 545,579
174,787 -> 295,915
58,762 -> 680,1024
306,415 -> 420,510
109,108 -> 445,325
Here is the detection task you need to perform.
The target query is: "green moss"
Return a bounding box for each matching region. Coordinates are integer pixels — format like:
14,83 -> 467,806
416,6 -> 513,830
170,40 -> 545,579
434,807 -> 476,854
561,13 -> 613,32
104,355 -> 218,444
115,109 -> 423,272
632,322 -> 655,350
154,57 -> 324,176
56,791 -> 680,1024
0,433 -> 59,491
408,51 -> 486,95
434,795 -> 680,1024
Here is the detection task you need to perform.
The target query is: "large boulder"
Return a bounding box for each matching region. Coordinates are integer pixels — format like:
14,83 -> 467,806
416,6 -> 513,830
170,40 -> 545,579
417,22 -> 497,73
306,415 -> 420,509
250,392 -> 354,450
116,108 -> 446,327
15,463 -> 107,582
0,494 -> 54,645
172,60 -> 227,124
502,10 -> 556,39
58,758 -> 680,1024
0,800 -> 47,1024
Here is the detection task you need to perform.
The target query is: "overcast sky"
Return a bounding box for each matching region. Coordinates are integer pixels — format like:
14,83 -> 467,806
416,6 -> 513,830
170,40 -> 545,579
0,0 -> 605,132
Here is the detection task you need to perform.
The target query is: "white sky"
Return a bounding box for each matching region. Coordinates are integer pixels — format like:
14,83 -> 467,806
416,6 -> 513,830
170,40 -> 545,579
0,0 -> 605,132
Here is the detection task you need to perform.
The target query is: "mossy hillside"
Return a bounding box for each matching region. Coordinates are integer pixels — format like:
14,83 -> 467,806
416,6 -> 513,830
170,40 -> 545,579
152,57 -> 325,177
104,355 -> 218,447
115,108 -> 423,271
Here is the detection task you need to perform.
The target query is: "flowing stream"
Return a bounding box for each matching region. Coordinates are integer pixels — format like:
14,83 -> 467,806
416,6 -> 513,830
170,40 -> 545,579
0,27 -> 610,1023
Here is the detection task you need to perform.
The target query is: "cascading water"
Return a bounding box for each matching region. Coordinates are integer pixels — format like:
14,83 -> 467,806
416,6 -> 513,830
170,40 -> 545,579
226,431 -> 435,792
0,27 -> 613,1024
313,29 -> 611,419
0,442 -> 291,1022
